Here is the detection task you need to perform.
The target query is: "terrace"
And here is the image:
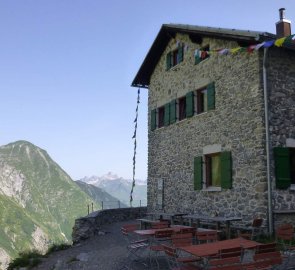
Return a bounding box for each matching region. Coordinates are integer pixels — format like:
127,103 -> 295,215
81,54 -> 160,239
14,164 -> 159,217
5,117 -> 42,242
27,207 -> 295,270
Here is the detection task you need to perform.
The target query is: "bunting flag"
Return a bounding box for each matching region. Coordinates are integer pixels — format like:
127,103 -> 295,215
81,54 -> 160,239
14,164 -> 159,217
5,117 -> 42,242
130,88 -> 141,205
192,33 -> 295,60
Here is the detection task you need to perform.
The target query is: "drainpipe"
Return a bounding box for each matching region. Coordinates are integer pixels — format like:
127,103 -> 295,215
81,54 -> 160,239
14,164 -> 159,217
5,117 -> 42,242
263,47 -> 273,235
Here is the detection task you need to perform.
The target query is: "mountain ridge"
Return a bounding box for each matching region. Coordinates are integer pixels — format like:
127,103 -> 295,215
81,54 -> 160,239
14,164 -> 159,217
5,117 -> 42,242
79,174 -> 147,207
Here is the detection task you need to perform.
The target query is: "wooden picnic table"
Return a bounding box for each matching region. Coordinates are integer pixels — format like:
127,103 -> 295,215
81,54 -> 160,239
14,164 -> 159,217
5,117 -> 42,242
134,225 -> 217,237
183,214 -> 242,239
179,237 -> 260,258
146,212 -> 188,224
136,218 -> 162,229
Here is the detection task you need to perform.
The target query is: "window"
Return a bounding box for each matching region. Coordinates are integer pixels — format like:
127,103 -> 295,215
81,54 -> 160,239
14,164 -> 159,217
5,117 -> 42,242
172,49 -> 179,66
195,82 -> 215,113
195,45 -> 210,64
197,88 -> 208,113
194,151 -> 232,190
158,106 -> 165,128
178,97 -> 186,121
166,44 -> 184,70
150,103 -> 171,131
274,147 -> 295,189
205,153 -> 221,187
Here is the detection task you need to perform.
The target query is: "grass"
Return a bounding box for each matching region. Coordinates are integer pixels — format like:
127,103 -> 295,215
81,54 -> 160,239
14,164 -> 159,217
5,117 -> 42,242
7,243 -> 72,269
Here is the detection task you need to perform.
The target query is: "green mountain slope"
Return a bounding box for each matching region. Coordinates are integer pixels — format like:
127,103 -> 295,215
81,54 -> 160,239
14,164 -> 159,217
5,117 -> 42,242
0,140 -> 100,269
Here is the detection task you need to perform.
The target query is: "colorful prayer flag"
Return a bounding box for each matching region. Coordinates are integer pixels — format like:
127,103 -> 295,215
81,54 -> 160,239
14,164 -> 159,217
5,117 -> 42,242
263,40 -> 275,48
275,37 -> 287,47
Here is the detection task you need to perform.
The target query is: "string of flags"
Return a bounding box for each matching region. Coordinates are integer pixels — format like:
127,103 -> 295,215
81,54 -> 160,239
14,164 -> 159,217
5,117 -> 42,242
130,88 -> 140,205
193,33 -> 295,60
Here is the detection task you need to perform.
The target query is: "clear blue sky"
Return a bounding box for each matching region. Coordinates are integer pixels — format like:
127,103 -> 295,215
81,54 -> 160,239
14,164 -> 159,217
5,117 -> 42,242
0,0 -> 294,181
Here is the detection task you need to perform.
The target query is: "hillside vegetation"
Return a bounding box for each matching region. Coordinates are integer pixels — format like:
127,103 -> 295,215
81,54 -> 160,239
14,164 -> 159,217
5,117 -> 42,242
0,141 -> 100,269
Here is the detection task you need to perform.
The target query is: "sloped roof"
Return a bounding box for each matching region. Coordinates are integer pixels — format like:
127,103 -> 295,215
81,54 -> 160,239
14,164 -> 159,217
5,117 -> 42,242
131,24 -> 276,88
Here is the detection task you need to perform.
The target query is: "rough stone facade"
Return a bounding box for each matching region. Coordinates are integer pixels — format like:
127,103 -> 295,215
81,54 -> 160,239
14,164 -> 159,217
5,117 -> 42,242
72,207 -> 147,244
147,32 -> 295,229
267,47 -> 295,226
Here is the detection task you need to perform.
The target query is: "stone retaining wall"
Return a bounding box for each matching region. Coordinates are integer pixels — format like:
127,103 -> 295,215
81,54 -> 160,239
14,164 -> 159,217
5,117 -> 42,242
72,207 -> 147,244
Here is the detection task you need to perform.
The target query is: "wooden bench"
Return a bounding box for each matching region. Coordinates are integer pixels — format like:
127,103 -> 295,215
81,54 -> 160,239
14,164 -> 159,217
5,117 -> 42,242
209,257 -> 242,270
242,251 -> 283,270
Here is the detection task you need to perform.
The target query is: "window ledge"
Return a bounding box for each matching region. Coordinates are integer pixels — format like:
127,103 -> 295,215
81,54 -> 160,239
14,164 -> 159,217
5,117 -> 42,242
168,62 -> 183,71
202,186 -> 221,192
196,111 -> 208,116
195,57 -> 210,65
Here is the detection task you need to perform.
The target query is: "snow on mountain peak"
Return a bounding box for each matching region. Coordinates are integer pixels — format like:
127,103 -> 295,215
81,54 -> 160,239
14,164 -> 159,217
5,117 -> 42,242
101,172 -> 120,181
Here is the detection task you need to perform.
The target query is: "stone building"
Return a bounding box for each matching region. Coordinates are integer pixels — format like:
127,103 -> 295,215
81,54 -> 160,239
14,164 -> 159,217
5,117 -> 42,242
131,9 -> 295,233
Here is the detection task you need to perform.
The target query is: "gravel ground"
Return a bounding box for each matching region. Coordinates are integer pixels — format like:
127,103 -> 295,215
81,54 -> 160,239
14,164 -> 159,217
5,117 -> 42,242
31,220 -> 133,270
31,220 -> 295,270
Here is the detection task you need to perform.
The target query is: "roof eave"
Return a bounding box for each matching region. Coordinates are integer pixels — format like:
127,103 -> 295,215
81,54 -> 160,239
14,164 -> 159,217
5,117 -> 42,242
131,24 -> 276,88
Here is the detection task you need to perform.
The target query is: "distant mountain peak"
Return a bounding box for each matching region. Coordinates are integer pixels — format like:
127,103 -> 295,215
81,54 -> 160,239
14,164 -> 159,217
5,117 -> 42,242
78,173 -> 147,207
101,172 -> 121,181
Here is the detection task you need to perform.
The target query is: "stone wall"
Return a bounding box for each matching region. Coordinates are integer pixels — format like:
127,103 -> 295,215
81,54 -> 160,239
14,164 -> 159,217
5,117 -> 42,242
72,207 -> 147,244
147,33 -> 268,225
268,47 -> 295,227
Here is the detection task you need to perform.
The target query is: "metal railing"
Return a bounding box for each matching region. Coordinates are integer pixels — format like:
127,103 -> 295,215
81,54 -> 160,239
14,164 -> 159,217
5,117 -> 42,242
87,200 -> 147,214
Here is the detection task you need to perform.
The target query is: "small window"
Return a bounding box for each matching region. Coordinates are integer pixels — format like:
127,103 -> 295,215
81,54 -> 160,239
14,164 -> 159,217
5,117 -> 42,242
195,45 -> 210,64
196,88 -> 208,113
205,153 -> 221,187
194,151 -> 232,190
194,82 -> 215,114
166,44 -> 184,70
172,49 -> 178,66
158,106 -> 165,128
178,97 -> 186,121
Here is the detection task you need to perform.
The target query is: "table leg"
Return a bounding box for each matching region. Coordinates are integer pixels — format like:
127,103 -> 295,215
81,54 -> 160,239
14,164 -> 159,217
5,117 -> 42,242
225,221 -> 230,239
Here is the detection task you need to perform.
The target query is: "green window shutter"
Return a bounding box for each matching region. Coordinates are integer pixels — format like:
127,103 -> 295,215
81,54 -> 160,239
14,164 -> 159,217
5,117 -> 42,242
186,91 -> 194,118
195,50 -> 201,64
274,147 -> 291,189
194,156 -> 203,190
151,109 -> 157,131
177,44 -> 184,63
166,52 -> 172,70
170,99 -> 177,124
164,103 -> 170,126
207,82 -> 215,111
220,151 -> 232,189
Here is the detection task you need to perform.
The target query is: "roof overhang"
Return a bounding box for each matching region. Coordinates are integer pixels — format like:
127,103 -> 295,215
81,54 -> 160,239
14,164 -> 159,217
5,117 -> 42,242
131,24 -> 276,88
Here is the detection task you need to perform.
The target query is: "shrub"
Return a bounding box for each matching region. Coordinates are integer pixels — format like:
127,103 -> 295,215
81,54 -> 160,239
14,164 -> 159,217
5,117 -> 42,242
46,243 -> 71,254
7,250 -> 42,270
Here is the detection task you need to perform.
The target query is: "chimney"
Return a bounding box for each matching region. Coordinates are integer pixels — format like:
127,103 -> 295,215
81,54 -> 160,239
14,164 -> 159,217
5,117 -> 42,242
276,8 -> 291,38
